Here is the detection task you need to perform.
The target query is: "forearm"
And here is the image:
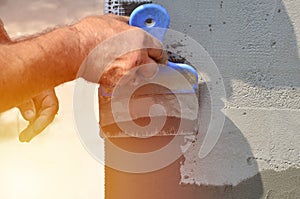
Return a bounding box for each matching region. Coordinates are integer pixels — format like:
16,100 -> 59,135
0,25 -> 83,112
0,15 -> 147,112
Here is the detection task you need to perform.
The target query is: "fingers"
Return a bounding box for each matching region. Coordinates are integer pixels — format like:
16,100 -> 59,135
148,48 -> 168,65
19,107 -> 56,142
100,47 -> 165,88
143,33 -> 168,65
19,89 -> 59,142
137,58 -> 159,79
18,99 -> 36,122
78,14 -> 168,87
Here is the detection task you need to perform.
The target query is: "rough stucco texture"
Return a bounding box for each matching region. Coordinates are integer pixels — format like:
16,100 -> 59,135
154,0 -> 300,186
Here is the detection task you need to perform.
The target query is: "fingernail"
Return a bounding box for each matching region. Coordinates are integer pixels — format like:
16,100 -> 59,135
138,64 -> 159,80
24,110 -> 35,120
19,133 -> 30,143
19,135 -> 26,142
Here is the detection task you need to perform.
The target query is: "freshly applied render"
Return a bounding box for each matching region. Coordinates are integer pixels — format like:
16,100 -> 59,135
154,0 -> 300,187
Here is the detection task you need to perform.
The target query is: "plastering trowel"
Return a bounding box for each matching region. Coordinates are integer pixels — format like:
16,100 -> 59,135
100,2 -> 199,138
101,1 -> 200,198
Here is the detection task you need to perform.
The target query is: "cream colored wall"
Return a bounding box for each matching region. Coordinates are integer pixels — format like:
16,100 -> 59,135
0,1 -> 104,199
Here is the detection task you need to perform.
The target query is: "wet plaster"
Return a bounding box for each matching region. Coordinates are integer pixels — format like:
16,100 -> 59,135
182,168 -> 300,199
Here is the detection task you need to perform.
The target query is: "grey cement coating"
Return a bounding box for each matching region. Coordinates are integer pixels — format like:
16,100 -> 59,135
185,168 -> 300,199
105,152 -> 300,199
154,0 -> 300,195
156,0 -> 300,110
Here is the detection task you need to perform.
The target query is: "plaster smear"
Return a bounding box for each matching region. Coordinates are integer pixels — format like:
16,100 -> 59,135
153,0 -> 300,186
181,108 -> 300,186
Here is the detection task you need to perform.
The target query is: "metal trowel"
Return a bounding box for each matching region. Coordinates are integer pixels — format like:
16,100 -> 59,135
99,2 -> 199,138
102,1 -> 200,198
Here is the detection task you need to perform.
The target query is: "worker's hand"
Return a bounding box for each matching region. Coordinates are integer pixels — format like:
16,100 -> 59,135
0,21 -> 59,142
18,89 -> 59,142
100,48 -> 167,92
74,14 -> 168,88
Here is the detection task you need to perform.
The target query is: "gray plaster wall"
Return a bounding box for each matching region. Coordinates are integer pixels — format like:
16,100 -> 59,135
154,0 -> 300,198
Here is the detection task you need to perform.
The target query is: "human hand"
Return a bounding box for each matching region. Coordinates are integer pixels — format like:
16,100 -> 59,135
18,89 -> 59,142
74,14 -> 168,88
1,19 -> 59,142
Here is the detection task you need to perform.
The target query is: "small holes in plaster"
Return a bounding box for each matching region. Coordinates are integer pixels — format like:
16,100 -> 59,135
220,0 -> 223,9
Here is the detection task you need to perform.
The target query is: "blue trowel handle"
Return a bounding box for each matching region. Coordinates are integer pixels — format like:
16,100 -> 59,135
129,4 -> 170,42
129,4 -> 198,83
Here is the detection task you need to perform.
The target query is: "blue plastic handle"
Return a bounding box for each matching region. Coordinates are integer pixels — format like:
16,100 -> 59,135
129,4 -> 198,84
129,4 -> 170,42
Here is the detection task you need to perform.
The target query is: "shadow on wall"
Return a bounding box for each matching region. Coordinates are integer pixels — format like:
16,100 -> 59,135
157,0 -> 299,198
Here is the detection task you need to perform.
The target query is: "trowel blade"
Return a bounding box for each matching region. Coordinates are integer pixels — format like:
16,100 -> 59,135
99,64 -> 199,138
101,0 -> 199,138
103,2 -> 200,198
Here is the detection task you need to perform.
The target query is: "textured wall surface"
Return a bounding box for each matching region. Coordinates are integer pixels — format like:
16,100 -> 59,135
155,0 -> 300,193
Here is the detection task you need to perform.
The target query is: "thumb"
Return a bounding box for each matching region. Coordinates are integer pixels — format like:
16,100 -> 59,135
18,99 -> 36,122
137,59 -> 159,80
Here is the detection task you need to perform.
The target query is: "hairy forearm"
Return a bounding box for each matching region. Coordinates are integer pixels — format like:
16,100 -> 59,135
0,15 -> 149,112
0,25 -> 83,112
